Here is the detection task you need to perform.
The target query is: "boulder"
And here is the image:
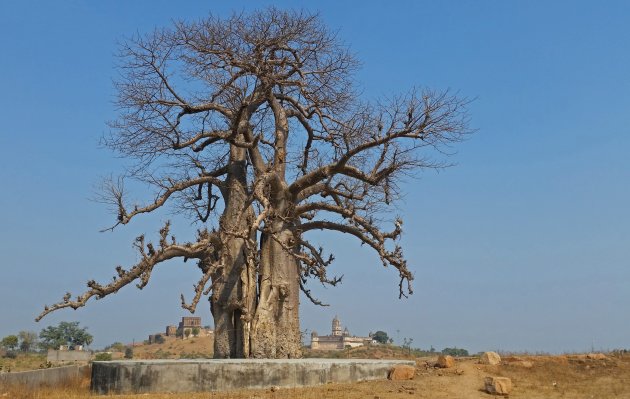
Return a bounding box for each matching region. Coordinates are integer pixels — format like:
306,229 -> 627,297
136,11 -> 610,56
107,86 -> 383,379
436,355 -> 455,368
484,376 -> 512,395
587,353 -> 607,360
480,351 -> 502,365
388,365 -> 415,380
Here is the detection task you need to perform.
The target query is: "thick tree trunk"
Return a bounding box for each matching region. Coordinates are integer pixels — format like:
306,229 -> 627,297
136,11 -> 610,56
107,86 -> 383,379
250,220 -> 302,358
211,145 -> 255,358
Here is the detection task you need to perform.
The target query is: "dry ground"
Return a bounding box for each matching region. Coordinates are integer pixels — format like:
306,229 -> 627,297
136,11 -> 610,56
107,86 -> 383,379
128,335 -> 214,359
3,353 -> 630,399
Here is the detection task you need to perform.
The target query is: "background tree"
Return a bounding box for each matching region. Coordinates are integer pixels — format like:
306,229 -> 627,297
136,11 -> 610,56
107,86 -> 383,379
402,337 -> 414,354
1,335 -> 18,351
39,321 -> 93,350
192,327 -> 200,337
18,331 -> 38,352
124,346 -> 134,359
184,329 -> 191,339
37,8 -> 469,359
372,331 -> 389,344
441,347 -> 469,357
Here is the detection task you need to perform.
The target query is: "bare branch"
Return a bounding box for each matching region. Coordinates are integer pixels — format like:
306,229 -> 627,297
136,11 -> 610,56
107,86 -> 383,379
37,223 -> 219,321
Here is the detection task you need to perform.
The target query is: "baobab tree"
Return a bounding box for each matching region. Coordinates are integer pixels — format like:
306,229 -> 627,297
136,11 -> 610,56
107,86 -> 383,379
37,9 -> 469,359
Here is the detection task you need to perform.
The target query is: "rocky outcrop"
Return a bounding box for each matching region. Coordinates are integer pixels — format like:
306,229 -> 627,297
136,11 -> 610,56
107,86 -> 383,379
388,365 -> 415,380
436,355 -> 455,368
484,376 -> 512,395
480,351 -> 501,365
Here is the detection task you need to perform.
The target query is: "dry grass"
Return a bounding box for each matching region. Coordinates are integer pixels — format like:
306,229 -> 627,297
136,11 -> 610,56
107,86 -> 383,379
0,353 -> 47,372
492,353 -> 630,398
4,354 -> 630,399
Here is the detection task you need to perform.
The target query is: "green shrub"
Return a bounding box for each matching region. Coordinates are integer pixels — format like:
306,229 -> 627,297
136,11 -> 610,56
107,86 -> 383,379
94,352 -> 112,361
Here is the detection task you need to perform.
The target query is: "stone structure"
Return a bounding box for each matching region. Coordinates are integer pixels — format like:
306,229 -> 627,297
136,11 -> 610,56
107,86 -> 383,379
310,316 -> 374,350
91,359 -> 416,394
147,334 -> 165,344
47,349 -> 92,363
149,317 -> 214,342
1,365 -> 90,388
165,325 -> 177,336
179,316 -> 201,329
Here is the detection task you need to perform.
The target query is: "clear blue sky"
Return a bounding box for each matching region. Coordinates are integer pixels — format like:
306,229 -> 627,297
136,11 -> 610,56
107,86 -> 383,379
1,0 -> 629,353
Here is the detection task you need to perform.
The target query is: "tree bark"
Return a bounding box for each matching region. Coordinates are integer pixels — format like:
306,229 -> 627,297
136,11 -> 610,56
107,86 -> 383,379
211,144 -> 254,358
250,227 -> 301,358
250,179 -> 302,358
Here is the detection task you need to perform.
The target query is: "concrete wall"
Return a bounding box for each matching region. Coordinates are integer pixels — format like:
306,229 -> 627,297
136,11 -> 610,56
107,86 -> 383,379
47,349 -> 92,363
0,365 -> 90,388
91,359 -> 415,394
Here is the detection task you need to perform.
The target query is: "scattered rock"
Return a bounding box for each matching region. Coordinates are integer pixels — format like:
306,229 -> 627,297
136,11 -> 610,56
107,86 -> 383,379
388,365 -> 415,380
484,376 -> 512,395
436,355 -> 455,368
480,351 -> 502,365
512,360 -> 534,368
270,386 -> 280,392
587,353 -> 607,360
456,368 -> 465,375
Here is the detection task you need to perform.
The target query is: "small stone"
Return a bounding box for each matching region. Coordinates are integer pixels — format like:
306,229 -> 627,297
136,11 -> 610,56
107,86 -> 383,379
480,351 -> 502,365
436,355 -> 455,368
456,368 -> 465,375
484,376 -> 512,395
270,386 -> 280,392
388,365 -> 415,380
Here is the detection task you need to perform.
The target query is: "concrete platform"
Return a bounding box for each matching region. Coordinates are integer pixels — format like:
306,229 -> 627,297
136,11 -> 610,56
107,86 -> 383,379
91,358 -> 416,394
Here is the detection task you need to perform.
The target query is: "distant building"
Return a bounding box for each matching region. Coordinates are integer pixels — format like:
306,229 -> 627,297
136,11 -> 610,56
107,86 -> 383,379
149,317 -> 214,342
179,317 -> 201,330
310,316 -> 374,350
165,325 -> 177,337
148,334 -> 164,344
47,348 -> 92,363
